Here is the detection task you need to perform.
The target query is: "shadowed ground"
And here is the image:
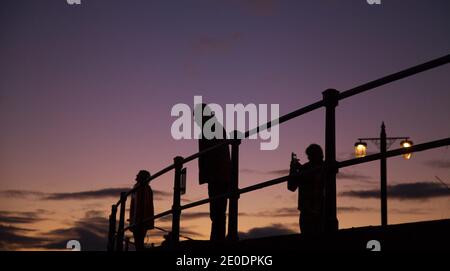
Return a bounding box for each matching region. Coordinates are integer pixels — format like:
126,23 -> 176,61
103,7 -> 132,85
148,219 -> 450,252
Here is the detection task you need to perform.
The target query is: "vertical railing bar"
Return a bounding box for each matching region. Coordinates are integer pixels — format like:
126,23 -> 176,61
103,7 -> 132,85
323,89 -> 340,232
227,132 -> 241,241
107,204 -> 117,251
115,192 -> 126,251
171,156 -> 184,245
380,122 -> 388,227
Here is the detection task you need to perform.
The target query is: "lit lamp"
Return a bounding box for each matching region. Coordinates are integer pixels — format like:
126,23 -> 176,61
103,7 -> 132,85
354,141 -> 367,158
354,122 -> 413,228
400,139 -> 413,160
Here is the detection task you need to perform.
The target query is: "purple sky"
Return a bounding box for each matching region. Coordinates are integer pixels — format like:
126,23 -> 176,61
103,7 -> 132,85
0,0 -> 449,250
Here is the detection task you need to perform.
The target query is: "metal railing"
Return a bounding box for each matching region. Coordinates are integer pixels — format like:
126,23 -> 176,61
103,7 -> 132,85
107,54 -> 450,251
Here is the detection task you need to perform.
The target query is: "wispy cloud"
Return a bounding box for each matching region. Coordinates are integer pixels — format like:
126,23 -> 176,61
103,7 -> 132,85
0,209 -> 56,249
239,223 -> 296,239
0,190 -> 46,199
340,182 -> 450,200
250,206 -> 377,215
43,188 -> 128,200
41,211 -> 108,250
0,187 -> 171,201
158,212 -> 250,223
0,207 -> 204,250
337,171 -> 372,182
423,159 -> 450,169
390,208 -> 431,215
241,168 -> 372,183
336,206 -> 430,215
267,169 -> 289,175
0,210 -> 46,224
0,225 -> 48,250
0,209 -> 108,250
251,208 -> 298,218
157,212 -> 210,223
337,206 -> 376,213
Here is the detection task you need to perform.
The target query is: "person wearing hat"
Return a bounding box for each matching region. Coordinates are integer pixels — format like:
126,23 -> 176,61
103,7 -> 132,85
129,170 -> 154,250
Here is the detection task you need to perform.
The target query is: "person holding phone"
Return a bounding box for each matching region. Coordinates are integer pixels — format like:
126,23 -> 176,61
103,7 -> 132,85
288,144 -> 325,235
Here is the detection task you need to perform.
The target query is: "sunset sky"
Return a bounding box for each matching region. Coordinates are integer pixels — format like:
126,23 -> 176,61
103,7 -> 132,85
1,0 -> 449,250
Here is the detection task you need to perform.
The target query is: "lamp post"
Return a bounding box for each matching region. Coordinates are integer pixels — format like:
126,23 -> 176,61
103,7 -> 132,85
354,122 -> 413,227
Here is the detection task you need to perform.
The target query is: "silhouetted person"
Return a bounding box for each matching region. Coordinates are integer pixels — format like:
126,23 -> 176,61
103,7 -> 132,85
129,170 -> 154,250
195,103 -> 231,242
288,144 -> 325,235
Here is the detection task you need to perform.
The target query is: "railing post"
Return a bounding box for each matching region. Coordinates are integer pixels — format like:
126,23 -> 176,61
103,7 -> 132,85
115,192 -> 127,251
107,204 -> 117,251
322,89 -> 340,232
172,156 -> 184,245
227,132 -> 241,242
380,122 -> 388,227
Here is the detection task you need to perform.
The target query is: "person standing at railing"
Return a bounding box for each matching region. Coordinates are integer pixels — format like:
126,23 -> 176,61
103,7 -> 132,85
195,103 -> 231,242
288,144 -> 325,235
129,170 -> 154,250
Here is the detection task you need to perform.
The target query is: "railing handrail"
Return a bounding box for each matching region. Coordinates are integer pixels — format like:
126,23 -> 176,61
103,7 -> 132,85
116,53 -> 450,206
121,136 -> 450,235
108,53 -> 450,250
339,54 -> 450,100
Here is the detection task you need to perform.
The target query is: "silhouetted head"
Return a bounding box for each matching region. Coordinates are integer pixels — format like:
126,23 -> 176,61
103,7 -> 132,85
193,103 -> 214,127
305,144 -> 324,164
135,170 -> 151,183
